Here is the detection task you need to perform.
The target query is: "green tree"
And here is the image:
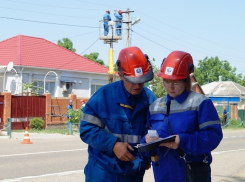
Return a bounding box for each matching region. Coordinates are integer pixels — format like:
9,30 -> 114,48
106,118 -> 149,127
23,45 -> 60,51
83,52 -> 105,66
146,58 -> 167,98
57,38 -> 76,52
194,56 -> 245,86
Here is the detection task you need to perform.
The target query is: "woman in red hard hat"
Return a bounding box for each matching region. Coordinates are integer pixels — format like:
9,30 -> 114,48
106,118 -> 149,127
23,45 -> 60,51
141,51 -> 223,182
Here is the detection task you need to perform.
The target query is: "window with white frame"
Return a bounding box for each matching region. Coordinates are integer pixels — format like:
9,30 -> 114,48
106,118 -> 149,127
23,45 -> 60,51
91,84 -> 103,95
33,81 -> 55,96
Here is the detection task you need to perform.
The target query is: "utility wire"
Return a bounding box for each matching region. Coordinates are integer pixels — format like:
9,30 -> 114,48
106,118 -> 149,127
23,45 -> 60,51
136,10 -> 245,54
0,16 -> 99,28
0,6 -> 98,19
135,26 -> 209,55
132,30 -> 203,64
57,36 -> 100,69
132,30 -> 172,51
2,0 -> 104,10
135,25 -> 245,61
133,29 -> 245,72
0,31 -> 98,50
73,0 -> 127,9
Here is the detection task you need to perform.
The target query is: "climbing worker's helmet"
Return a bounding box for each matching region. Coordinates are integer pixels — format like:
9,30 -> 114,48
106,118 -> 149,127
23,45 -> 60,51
106,10 -> 110,14
119,10 -> 123,15
116,46 -> 153,84
157,51 -> 194,80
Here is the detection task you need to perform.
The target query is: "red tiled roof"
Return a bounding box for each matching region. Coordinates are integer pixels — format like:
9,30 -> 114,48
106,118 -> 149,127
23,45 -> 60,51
0,35 -> 109,74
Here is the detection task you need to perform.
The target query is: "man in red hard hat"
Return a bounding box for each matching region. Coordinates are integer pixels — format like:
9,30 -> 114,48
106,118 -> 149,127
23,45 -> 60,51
80,46 -> 156,182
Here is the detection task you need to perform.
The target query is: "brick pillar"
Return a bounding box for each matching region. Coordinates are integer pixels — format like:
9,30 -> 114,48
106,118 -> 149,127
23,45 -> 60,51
69,94 -> 77,109
43,93 -> 52,125
2,92 -> 11,125
235,105 -> 238,120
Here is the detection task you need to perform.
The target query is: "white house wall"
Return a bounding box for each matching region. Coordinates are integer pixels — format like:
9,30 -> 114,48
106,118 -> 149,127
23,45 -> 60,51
238,100 -> 245,110
2,66 -> 108,97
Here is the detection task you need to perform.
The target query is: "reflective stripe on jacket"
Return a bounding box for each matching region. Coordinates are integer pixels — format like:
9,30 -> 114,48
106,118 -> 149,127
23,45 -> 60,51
80,80 -> 156,175
141,90 -> 223,182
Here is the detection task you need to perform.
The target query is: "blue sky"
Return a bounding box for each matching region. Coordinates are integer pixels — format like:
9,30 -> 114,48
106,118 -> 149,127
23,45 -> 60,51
1,0 -> 245,77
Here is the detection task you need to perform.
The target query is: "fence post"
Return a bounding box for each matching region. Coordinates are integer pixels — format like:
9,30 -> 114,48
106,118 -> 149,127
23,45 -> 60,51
7,117 -> 11,138
68,121 -> 72,135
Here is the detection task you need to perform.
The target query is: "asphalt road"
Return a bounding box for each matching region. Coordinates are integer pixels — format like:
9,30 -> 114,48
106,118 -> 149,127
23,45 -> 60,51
0,130 -> 245,182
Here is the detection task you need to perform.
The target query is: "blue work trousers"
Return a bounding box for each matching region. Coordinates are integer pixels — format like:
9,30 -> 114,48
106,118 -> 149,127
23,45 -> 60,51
104,22 -> 109,36
84,158 -> 145,182
115,23 -> 122,36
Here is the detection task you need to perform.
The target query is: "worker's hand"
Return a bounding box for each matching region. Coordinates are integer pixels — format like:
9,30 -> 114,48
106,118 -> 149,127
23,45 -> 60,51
145,159 -> 151,170
159,135 -> 180,149
113,142 -> 135,161
145,134 -> 158,143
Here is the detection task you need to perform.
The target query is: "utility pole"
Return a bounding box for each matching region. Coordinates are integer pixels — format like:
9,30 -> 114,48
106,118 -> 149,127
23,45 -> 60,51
124,8 -> 134,47
99,17 -> 122,83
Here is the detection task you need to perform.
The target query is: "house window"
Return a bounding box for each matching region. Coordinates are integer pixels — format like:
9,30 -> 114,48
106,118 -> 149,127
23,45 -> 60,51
33,81 -> 55,96
91,84 -> 103,95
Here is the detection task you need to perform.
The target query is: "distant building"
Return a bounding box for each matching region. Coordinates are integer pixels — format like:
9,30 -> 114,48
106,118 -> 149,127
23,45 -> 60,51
0,35 -> 110,98
202,79 -> 245,121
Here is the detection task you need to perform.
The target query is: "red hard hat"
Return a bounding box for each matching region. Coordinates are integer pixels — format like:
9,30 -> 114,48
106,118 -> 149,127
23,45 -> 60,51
157,51 -> 194,80
106,10 -> 110,14
69,100 -> 73,103
116,46 -> 153,84
80,99 -> 85,102
119,10 -> 123,15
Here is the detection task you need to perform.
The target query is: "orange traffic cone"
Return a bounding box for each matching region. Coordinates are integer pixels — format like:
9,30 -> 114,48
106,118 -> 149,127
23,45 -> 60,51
21,127 -> 33,144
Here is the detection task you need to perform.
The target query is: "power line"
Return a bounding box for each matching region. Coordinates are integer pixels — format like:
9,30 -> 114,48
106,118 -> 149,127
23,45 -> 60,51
57,36 -> 100,69
0,31 -> 98,50
136,10 -> 245,54
132,30 -> 212,65
2,0 -> 104,10
132,30 -> 172,51
135,26 -> 209,55
0,6 -> 98,19
0,16 -> 99,28
73,0 -> 127,9
135,25 -> 245,61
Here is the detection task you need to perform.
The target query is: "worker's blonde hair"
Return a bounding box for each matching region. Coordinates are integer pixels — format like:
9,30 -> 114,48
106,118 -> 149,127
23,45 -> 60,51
185,75 -> 192,92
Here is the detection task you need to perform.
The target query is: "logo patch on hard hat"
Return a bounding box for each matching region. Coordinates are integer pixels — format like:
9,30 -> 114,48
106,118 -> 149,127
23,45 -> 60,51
165,67 -> 174,75
134,67 -> 143,76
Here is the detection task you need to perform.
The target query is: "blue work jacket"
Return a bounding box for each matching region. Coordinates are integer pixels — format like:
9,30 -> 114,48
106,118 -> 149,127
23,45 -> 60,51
141,90 -> 223,182
103,13 -> 111,22
80,81 -> 156,175
114,12 -> 123,26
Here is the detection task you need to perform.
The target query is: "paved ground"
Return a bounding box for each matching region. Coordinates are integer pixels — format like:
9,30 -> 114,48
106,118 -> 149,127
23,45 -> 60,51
0,129 -> 245,182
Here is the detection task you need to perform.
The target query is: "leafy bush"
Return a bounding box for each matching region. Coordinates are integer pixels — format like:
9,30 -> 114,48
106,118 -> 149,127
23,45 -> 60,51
229,119 -> 244,127
29,117 -> 45,130
67,109 -> 83,124
217,111 -> 223,123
